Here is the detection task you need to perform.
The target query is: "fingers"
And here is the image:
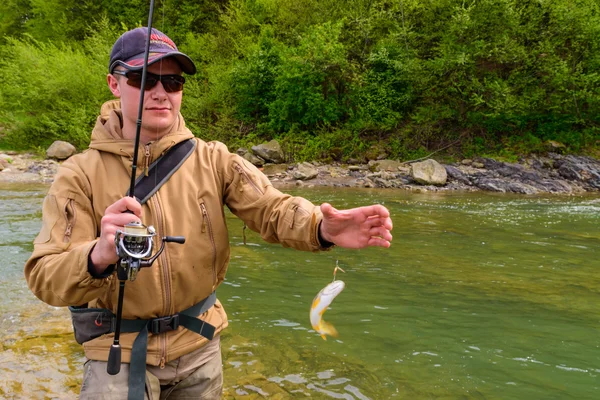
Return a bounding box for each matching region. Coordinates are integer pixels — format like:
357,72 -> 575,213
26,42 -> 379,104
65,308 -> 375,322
105,196 -> 142,217
366,214 -> 393,231
362,204 -> 390,219
367,236 -> 392,248
369,226 -> 393,242
102,197 -> 143,233
93,197 -> 143,268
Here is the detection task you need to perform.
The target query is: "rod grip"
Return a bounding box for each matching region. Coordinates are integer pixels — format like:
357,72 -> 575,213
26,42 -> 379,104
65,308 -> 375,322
107,344 -> 122,375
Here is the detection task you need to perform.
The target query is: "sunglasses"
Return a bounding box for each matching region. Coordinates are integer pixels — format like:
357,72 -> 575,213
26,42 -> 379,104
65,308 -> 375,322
113,70 -> 185,93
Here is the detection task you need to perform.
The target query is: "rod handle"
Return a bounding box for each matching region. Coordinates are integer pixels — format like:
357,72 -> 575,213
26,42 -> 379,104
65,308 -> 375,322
107,344 -> 122,375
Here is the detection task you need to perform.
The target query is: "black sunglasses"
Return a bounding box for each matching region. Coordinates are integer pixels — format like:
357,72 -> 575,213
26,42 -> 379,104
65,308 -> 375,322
113,70 -> 185,93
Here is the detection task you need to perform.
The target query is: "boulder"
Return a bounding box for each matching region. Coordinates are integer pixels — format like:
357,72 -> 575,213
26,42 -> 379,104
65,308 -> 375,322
236,147 -> 265,166
445,165 -> 471,185
411,159 -> 447,186
262,163 -> 289,176
368,159 -> 404,172
46,141 -> 76,160
251,140 -> 285,164
291,162 -> 318,180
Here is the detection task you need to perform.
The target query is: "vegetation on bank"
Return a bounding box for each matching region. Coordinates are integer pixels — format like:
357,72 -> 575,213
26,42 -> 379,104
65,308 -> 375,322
0,0 -> 599,162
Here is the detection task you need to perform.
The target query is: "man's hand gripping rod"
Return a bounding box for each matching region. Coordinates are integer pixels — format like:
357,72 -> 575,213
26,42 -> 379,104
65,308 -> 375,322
106,0 -> 185,375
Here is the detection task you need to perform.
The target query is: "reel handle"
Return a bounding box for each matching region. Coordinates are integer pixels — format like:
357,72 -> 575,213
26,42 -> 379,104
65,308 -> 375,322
164,236 -> 185,244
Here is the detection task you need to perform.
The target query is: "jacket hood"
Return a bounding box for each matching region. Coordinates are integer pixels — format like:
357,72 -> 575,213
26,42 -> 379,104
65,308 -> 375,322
89,100 -> 195,164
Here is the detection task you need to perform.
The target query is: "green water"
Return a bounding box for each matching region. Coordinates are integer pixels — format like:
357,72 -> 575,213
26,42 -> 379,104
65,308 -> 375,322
1,183 -> 598,399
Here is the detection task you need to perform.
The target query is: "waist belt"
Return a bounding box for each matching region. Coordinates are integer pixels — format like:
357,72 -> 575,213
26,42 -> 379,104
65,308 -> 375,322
117,291 -> 217,400
69,292 -> 216,400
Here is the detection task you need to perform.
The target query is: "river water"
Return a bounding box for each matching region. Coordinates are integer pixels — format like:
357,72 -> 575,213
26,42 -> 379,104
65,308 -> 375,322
0,183 -> 598,399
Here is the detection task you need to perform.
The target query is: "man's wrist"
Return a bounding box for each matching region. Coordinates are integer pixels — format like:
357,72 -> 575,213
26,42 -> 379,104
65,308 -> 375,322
88,244 -> 115,278
317,221 -> 335,249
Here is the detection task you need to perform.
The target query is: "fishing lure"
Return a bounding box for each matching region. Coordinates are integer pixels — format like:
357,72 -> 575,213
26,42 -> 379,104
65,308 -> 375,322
310,263 -> 345,340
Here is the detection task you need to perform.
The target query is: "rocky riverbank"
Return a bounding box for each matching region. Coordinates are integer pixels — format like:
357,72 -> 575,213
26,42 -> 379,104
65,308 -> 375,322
1,150 -> 599,195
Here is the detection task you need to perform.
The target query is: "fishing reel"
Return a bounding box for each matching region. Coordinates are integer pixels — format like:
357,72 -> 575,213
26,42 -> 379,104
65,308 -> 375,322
108,221 -> 185,376
114,221 -> 185,281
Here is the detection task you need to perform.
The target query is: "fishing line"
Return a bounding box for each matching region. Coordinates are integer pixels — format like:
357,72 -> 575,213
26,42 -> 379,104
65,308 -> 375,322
128,1 -> 156,199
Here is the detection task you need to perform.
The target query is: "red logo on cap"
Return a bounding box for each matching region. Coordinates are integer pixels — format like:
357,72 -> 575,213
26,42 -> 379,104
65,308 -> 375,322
150,32 -> 176,50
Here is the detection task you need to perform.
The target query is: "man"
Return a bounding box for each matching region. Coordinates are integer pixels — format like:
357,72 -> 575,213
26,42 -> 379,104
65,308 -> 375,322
24,27 -> 393,399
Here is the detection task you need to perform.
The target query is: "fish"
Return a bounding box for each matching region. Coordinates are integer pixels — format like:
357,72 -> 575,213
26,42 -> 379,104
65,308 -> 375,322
310,280 -> 345,340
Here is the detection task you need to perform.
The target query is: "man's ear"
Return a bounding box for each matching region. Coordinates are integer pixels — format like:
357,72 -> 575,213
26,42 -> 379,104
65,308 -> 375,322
107,73 -> 122,97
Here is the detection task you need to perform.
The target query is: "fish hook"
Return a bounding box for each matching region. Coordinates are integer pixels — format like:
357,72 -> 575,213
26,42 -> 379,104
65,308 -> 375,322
333,260 -> 345,281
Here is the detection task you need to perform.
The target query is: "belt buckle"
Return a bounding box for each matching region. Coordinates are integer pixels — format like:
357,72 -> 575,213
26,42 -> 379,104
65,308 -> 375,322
151,314 -> 180,334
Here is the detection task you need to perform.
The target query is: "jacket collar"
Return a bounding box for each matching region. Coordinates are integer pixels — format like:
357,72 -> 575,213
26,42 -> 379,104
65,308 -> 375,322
89,100 -> 195,167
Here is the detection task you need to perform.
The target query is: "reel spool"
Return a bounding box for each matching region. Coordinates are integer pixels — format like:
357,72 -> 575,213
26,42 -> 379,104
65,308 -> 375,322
115,222 -> 156,281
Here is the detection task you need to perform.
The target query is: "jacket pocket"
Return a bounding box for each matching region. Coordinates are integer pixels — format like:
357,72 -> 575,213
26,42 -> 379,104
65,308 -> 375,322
199,198 -> 217,286
287,203 -> 310,230
63,197 -> 77,243
233,162 -> 264,196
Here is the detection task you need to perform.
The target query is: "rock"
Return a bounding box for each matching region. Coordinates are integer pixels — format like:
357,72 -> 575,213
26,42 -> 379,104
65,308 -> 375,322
480,158 -> 504,170
445,165 -> 471,185
243,152 -> 265,167
555,155 -> 600,189
262,163 -> 289,176
0,154 -> 13,163
368,159 -> 404,172
461,159 -> 473,165
291,162 -> 318,180
411,159 -> 447,186
46,141 -> 76,160
236,147 -> 265,166
251,140 -> 285,164
472,161 -> 485,168
236,147 -> 248,156
28,160 -> 59,176
374,177 -> 394,188
347,158 -> 365,165
473,177 -> 539,194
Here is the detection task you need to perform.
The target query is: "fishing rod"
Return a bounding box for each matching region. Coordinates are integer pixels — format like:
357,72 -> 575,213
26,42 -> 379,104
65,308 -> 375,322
107,0 -> 185,375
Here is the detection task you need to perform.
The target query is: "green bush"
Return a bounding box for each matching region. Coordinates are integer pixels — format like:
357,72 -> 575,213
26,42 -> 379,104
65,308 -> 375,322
0,23 -> 117,149
1,0 -> 599,158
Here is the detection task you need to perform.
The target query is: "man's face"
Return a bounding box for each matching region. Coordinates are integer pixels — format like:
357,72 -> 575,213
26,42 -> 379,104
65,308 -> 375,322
107,58 -> 183,142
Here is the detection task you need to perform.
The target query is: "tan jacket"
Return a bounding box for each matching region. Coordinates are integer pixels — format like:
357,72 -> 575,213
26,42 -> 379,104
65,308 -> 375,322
25,100 -> 327,366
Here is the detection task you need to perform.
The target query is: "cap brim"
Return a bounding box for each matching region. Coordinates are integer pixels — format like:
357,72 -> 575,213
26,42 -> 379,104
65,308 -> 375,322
112,51 -> 197,75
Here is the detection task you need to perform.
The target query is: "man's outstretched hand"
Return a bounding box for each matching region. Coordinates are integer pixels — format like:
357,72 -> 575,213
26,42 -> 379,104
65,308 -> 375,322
319,203 -> 393,249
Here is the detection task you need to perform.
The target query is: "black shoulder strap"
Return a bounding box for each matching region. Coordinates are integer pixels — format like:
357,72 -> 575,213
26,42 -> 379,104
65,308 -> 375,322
126,139 -> 197,205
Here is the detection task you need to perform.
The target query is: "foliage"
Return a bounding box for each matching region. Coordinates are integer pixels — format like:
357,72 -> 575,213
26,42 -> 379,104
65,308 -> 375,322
0,0 -> 599,159
0,21 -> 117,149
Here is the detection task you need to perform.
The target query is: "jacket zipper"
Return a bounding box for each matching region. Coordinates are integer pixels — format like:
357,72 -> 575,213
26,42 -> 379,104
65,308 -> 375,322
63,199 -> 77,242
144,143 -> 151,176
200,202 -> 217,286
234,164 -> 263,195
151,194 -> 170,368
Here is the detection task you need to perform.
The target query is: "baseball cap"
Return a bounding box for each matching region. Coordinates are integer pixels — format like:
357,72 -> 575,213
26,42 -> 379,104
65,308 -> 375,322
108,27 -> 196,75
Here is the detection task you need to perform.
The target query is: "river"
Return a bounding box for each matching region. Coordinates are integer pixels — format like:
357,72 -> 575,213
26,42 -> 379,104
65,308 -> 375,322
1,183 -> 598,399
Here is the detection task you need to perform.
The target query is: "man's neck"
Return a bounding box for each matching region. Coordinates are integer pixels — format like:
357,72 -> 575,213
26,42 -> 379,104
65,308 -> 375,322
122,126 -> 167,145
